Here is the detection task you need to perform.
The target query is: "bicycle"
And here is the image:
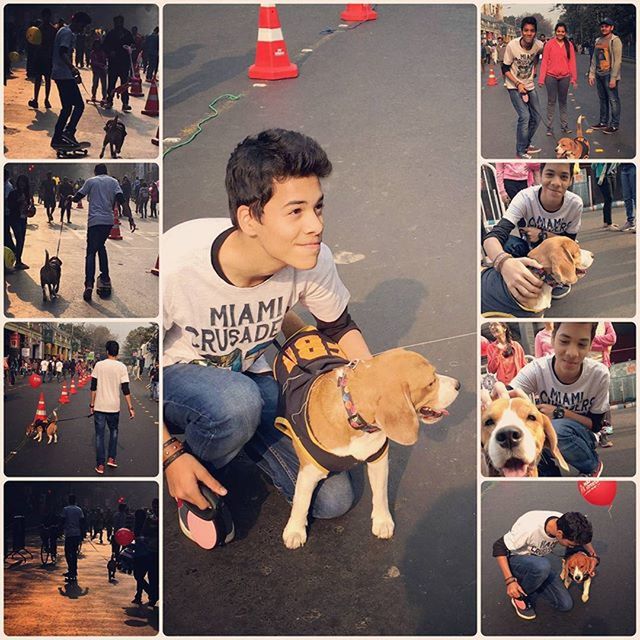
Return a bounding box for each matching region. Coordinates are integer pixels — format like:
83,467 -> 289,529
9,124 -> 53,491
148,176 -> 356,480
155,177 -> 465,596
40,527 -> 58,566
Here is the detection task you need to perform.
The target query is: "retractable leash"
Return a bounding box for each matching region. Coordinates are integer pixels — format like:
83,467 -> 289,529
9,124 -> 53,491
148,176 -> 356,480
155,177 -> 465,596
177,484 -> 234,549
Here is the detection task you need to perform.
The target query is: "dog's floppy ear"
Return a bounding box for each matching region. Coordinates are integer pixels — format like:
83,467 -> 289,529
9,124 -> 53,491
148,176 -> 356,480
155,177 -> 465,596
480,389 -> 492,412
549,242 -> 579,284
540,413 -> 570,471
374,381 -> 420,446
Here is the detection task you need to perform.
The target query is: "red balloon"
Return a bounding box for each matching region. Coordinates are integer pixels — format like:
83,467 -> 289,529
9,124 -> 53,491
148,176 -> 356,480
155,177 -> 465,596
29,374 -> 42,389
114,527 -> 134,546
578,480 -> 617,507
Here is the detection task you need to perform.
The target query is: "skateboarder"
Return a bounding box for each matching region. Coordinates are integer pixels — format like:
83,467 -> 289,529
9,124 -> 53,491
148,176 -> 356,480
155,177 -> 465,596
50,11 -> 92,150
70,164 -> 127,302
62,494 -> 84,582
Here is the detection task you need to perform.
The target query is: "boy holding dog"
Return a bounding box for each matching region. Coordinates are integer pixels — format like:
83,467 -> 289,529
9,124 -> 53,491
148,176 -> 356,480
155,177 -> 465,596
493,510 -> 598,620
163,129 -> 372,545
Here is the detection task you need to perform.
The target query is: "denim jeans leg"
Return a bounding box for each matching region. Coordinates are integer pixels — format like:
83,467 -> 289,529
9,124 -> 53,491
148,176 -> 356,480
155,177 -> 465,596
163,364 -> 262,471
536,568 -> 574,611
94,412 -> 107,465
106,412 -> 119,459
621,165 -> 636,222
526,89 -> 542,145
243,372 -> 357,519
598,178 -> 613,225
508,89 -> 530,155
508,554 -> 554,601
608,82 -> 621,128
552,418 -> 599,474
544,76 -> 558,130
595,75 -> 610,124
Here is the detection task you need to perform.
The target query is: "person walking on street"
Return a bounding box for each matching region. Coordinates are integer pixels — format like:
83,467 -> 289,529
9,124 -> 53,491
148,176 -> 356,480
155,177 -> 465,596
58,177 -> 74,224
50,12 -> 92,149
619,164 -> 636,232
40,357 -> 49,382
42,172 -> 57,223
102,16 -> 134,112
588,18 -> 622,135
62,494 -> 84,582
502,17 -> 545,159
144,27 -> 159,81
539,23 -> 577,137
29,8 -> 57,110
90,340 -> 135,474
6,175 -> 34,270
71,164 -> 127,302
594,163 -> 619,230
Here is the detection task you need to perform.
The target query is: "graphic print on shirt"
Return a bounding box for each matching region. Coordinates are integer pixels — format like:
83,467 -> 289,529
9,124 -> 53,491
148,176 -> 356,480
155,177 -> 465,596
595,41 -> 611,73
536,389 -> 597,414
523,215 -> 570,233
528,539 -> 557,556
512,53 -> 537,80
185,296 -> 287,371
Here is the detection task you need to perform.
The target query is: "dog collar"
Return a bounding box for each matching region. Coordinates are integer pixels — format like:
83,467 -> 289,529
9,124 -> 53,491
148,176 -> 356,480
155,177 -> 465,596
527,265 -> 560,288
337,362 -> 380,433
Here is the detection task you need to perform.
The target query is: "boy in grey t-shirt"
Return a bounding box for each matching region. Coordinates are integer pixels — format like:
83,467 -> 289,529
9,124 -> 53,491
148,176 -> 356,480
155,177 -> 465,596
502,16 -> 545,158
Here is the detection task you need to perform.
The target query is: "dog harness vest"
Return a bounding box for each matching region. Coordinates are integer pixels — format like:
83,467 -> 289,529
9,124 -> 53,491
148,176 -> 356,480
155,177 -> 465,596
273,326 -> 388,474
527,265 -> 561,288
480,267 -> 541,318
575,138 -> 589,159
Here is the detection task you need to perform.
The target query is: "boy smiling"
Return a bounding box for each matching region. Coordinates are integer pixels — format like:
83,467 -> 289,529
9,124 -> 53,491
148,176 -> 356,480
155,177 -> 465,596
162,129 -> 371,543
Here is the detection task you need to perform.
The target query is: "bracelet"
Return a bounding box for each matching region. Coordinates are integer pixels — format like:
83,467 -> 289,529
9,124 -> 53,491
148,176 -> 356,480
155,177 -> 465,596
491,251 -> 508,270
494,253 -> 512,274
163,448 -> 186,471
505,576 -> 517,585
163,437 -> 178,449
163,440 -> 184,459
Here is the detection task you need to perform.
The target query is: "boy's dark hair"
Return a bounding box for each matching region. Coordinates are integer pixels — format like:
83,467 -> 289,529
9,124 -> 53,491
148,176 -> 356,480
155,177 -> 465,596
94,163 -> 108,176
105,340 -> 119,356
71,12 -> 91,27
540,162 -> 575,182
521,16 -> 538,31
225,129 -> 332,227
68,494 -> 77,504
557,512 -> 593,544
552,322 -> 598,341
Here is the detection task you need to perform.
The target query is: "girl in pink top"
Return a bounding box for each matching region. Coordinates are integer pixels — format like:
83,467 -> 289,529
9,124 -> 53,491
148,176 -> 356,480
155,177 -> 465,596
539,22 -> 578,136
534,322 -> 554,358
495,163 -> 541,205
486,322 -> 526,385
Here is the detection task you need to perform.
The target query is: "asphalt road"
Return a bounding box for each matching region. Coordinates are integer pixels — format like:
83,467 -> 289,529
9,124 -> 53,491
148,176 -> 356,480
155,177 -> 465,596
4,532 -> 158,636
481,54 -> 636,159
481,480 -> 636,636
162,5 -> 477,634
4,201 -> 159,319
4,376 -> 158,477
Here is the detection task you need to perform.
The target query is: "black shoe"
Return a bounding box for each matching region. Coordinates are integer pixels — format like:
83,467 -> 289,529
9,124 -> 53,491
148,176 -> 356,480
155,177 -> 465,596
61,132 -> 79,146
511,597 -> 536,620
602,126 -> 619,135
131,597 -> 143,605
83,287 -> 93,302
591,123 -> 608,129
598,432 -> 613,448
44,99 -> 51,108
28,99 -> 38,109
51,136 -> 70,148
123,104 -> 132,112
551,283 -> 571,299
14,262 -> 30,270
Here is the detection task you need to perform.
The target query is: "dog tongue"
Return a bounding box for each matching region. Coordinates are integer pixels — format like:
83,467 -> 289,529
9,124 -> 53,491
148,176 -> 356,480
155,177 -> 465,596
502,465 -> 527,478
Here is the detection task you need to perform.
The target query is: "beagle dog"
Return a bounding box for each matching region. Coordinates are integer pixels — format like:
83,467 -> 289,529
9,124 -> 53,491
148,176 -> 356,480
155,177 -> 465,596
561,549 -> 595,603
480,385 -> 568,477
556,115 -> 590,159
26,410 -> 58,444
274,328 -> 459,549
525,236 -> 594,313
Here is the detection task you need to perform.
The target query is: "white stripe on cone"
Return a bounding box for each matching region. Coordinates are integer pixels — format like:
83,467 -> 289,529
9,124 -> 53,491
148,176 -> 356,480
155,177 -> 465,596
257,28 -> 284,42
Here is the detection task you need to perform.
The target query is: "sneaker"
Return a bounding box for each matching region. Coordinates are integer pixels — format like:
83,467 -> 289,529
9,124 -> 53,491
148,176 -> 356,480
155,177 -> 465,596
561,128 -> 573,134
591,123 -> 608,129
14,262 -> 30,270
83,287 -> 92,302
527,146 -> 542,154
551,283 -> 571,299
51,136 -> 70,148
177,494 -> 235,549
95,464 -> 105,475
588,460 -> 604,477
28,99 -> 38,109
601,223 -> 619,230
511,597 -> 536,620
61,132 -> 80,146
546,129 -> 553,137
44,99 -> 51,108
598,432 -> 613,448
619,220 -> 636,232
123,104 -> 132,112
107,457 -> 118,468
518,153 -> 533,160
602,126 -> 618,134
131,597 -> 143,605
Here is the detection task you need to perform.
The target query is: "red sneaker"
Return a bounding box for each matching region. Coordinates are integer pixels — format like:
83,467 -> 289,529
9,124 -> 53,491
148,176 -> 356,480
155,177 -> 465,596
95,464 -> 105,474
107,458 -> 118,468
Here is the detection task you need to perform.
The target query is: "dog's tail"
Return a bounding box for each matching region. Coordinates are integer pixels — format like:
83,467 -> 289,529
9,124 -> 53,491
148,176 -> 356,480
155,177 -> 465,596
51,410 -> 58,422
577,114 -> 586,137
44,249 -> 50,265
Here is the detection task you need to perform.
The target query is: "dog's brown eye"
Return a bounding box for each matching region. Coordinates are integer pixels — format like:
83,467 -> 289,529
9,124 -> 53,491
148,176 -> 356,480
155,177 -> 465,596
526,414 -> 537,421
484,418 -> 495,427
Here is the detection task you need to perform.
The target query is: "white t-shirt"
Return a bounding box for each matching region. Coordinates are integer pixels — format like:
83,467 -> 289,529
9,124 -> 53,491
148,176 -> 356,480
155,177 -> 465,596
504,185 -> 582,235
78,175 -> 124,227
55,361 -> 64,372
163,218 -> 350,373
503,37 -> 544,90
510,354 -> 610,415
504,510 -> 562,556
40,360 -> 48,372
92,358 -> 130,413
51,26 -> 75,80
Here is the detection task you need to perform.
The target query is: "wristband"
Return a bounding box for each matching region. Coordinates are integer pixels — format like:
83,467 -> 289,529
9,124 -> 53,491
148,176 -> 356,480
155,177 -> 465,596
89,404 -> 94,408
505,576 -> 517,585
163,437 -> 178,449
163,440 -> 184,459
491,251 -> 508,269
163,448 -> 186,471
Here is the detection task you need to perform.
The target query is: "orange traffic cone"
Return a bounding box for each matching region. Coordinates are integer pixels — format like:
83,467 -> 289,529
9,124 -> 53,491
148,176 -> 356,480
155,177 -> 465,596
109,205 -> 123,240
141,78 -> 159,116
340,4 -> 377,22
151,255 -> 159,276
33,392 -> 47,422
59,383 -> 70,404
248,4 -> 298,80
487,66 -> 498,86
69,378 -> 77,395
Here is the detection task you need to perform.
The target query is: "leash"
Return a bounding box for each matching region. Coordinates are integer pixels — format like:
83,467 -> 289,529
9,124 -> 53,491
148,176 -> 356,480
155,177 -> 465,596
85,537 -> 113,563
77,77 -> 109,125
48,413 -> 93,423
54,216 -> 65,258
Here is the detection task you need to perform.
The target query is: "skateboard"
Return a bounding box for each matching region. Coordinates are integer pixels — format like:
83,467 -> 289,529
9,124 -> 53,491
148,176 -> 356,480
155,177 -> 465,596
96,275 -> 112,299
52,141 -> 91,159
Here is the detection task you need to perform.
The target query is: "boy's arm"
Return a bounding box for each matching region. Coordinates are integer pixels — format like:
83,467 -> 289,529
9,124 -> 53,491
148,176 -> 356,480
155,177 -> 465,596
493,536 -> 527,598
337,328 -> 372,361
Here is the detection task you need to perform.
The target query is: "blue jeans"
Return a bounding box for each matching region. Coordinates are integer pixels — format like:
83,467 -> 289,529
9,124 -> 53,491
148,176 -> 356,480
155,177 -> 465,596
94,411 -> 119,465
509,555 -> 573,611
552,418 -> 599,475
595,74 -> 620,128
151,381 -> 158,401
621,164 -> 636,222
85,224 -> 112,288
508,88 -> 542,156
163,364 -> 357,519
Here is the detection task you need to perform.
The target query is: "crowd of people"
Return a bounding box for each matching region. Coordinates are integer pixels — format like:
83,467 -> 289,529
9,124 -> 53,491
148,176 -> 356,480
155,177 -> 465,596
39,494 -> 158,606
4,8 -> 158,150
4,353 -> 90,386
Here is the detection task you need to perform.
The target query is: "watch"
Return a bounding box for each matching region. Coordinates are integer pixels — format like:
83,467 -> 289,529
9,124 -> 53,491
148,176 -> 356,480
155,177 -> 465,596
553,406 -> 565,420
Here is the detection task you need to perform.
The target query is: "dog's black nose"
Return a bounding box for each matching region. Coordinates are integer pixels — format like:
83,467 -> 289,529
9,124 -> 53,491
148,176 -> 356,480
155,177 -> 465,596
455,379 -> 461,391
495,427 -> 522,449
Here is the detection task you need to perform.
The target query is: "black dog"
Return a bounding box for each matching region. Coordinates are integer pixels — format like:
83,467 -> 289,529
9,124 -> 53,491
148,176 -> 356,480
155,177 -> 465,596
107,554 -> 118,582
39,249 -> 62,302
100,115 -> 127,159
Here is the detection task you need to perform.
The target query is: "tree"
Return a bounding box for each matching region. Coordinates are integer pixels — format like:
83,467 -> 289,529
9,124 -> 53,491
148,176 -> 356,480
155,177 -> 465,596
507,12 -> 555,38
123,324 -> 158,360
559,5 -> 636,45
88,326 -> 117,358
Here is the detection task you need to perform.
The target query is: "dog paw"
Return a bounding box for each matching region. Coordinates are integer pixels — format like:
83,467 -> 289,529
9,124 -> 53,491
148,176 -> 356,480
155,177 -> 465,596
581,593 -> 589,603
372,516 -> 395,539
282,523 -> 307,549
